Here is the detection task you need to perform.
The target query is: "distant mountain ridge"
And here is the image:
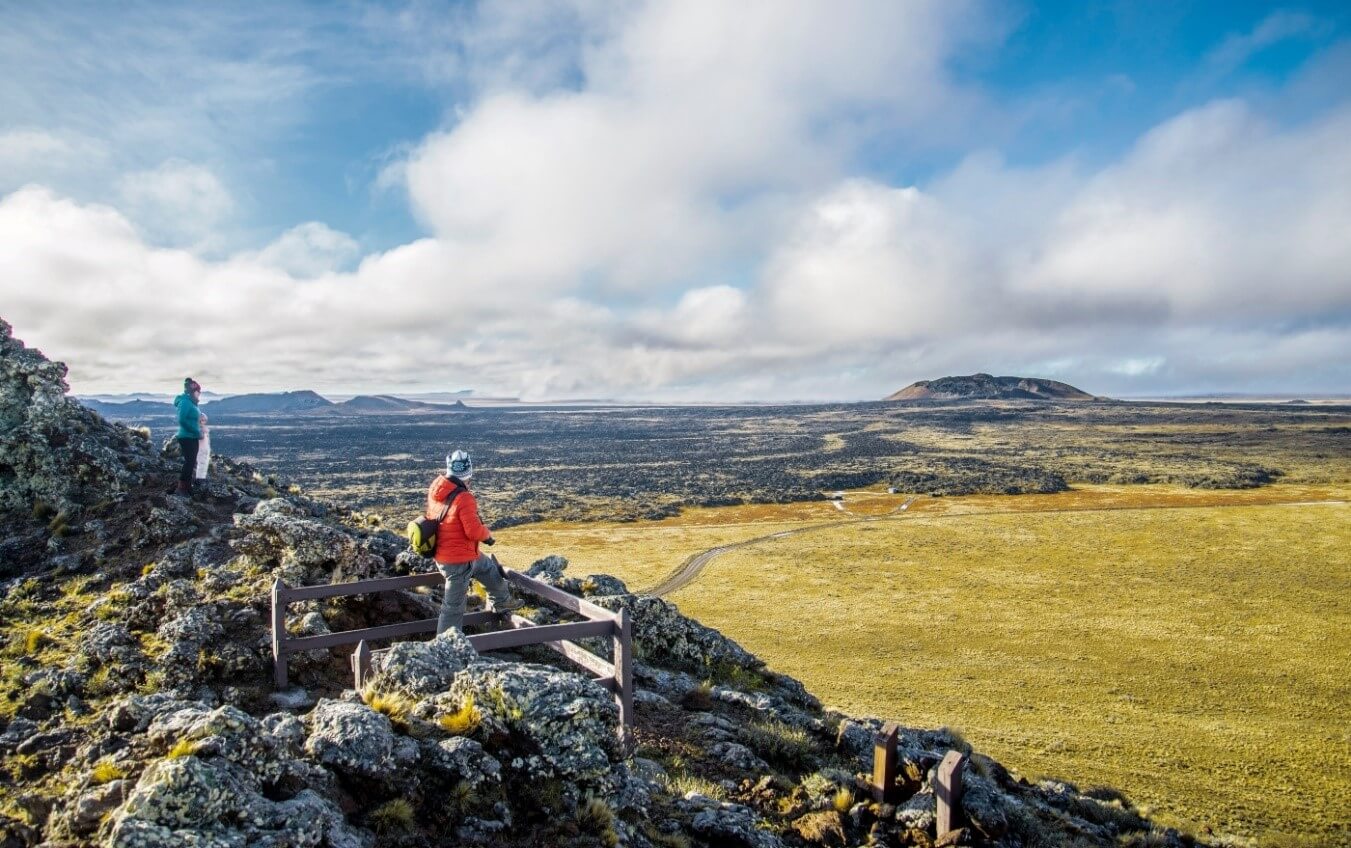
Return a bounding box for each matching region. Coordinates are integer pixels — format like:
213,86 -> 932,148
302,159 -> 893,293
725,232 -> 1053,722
887,373 -> 1096,401
81,391 -> 469,419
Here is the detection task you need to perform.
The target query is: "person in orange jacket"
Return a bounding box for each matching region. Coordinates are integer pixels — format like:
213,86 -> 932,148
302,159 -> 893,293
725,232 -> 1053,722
428,449 -> 523,632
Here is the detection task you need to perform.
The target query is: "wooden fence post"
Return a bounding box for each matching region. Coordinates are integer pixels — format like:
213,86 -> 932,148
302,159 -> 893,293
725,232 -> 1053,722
934,750 -> 968,837
352,640 -> 371,690
271,578 -> 288,689
871,722 -> 900,802
613,608 -> 633,744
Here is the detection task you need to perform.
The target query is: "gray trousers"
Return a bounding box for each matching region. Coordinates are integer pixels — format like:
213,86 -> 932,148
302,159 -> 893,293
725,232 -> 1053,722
436,553 -> 512,633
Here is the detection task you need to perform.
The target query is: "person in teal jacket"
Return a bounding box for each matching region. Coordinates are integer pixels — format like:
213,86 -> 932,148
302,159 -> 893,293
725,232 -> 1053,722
173,378 -> 203,496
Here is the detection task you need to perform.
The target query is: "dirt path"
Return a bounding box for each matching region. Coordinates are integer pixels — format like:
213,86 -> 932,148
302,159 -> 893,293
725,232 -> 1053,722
639,497 -> 1345,597
642,496 -> 916,596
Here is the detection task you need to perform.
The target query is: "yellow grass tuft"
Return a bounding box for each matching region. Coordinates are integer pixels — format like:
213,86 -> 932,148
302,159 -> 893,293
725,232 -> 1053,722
166,738 -> 197,759
831,787 -> 854,814
91,761 -> 126,784
361,684 -> 418,731
437,693 -> 481,736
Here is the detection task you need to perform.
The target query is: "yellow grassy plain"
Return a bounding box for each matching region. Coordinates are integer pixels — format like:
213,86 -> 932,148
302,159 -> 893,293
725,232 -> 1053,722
498,484 -> 1351,845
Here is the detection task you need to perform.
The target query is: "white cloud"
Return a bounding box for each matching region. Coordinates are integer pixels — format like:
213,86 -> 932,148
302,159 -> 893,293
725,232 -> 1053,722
116,160 -> 235,248
397,0 -> 996,293
249,222 -> 361,278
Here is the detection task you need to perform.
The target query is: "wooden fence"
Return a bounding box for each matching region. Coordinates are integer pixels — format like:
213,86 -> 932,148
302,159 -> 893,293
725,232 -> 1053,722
270,567 -> 633,736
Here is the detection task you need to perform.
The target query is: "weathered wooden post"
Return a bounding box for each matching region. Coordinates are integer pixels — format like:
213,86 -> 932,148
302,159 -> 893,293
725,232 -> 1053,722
934,750 -> 969,837
613,608 -> 633,744
352,640 -> 371,690
871,722 -> 900,802
271,578 -> 288,688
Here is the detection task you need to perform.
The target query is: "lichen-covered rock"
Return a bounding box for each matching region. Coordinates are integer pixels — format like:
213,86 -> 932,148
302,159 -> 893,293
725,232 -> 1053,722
47,778 -> 131,837
232,501 -> 384,585
420,736 -> 502,790
155,607 -> 227,691
80,622 -> 146,676
592,593 -> 762,674
146,704 -> 318,788
367,629 -> 480,697
105,756 -> 370,848
679,794 -> 787,848
302,699 -> 416,781
0,318 -> 163,532
449,663 -> 619,783
709,741 -> 769,772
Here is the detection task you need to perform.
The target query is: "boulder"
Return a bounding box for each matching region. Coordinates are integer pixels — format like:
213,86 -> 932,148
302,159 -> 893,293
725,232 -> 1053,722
366,629 -> 480,697
449,663 -> 619,783
302,699 -> 414,782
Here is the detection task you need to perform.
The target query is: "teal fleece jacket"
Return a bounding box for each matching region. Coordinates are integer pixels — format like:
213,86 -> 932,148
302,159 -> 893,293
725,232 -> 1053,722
174,393 -> 202,439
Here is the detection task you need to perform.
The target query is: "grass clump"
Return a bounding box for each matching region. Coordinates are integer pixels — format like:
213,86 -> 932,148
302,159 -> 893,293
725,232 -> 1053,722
642,826 -> 692,848
22,629 -> 53,656
740,720 -> 818,771
91,761 -> 126,784
437,693 -> 481,736
665,772 -> 727,801
166,738 -> 197,759
575,794 -> 620,847
368,798 -> 414,834
362,684 -> 423,734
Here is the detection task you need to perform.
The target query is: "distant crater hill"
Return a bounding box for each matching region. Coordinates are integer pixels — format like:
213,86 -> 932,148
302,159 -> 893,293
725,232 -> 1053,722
887,373 -> 1096,402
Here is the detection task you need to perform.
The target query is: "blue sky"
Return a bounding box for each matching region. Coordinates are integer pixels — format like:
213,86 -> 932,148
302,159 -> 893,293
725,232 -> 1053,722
1,1 -> 1348,399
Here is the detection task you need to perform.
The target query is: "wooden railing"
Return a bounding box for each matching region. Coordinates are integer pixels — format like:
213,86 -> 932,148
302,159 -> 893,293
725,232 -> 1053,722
271,567 -> 633,736
870,723 -> 967,836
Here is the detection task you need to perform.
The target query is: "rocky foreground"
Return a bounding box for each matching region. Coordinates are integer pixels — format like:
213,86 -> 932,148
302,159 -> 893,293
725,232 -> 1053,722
1,317 -> 1204,848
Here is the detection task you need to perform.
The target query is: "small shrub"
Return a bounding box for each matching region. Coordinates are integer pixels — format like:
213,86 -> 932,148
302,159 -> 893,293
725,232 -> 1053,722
166,738 -> 197,759
437,693 -> 481,736
681,679 -> 714,710
141,563 -> 157,577
91,761 -> 126,784
32,501 -> 56,521
368,798 -> 414,834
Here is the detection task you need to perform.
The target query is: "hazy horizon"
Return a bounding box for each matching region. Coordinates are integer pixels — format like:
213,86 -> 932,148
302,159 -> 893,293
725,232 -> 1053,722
2,1 -> 1349,402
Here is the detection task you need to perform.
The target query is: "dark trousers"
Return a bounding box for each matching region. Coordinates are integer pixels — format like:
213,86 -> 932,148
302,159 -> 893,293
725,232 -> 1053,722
178,438 -> 199,483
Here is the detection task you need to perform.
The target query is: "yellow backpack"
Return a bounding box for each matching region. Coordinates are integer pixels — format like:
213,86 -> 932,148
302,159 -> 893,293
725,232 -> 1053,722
406,486 -> 464,556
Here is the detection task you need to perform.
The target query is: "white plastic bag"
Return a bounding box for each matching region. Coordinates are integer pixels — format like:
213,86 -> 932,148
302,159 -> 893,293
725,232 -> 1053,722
195,415 -> 211,479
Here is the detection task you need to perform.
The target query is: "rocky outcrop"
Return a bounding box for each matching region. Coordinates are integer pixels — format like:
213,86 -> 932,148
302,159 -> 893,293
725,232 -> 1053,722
0,318 -> 169,574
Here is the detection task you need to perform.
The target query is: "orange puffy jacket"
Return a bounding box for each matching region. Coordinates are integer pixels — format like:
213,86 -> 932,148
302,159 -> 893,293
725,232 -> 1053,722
425,475 -> 491,565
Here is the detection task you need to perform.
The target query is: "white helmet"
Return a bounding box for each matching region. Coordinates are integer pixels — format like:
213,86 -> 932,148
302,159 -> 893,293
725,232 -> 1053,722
446,449 -> 473,479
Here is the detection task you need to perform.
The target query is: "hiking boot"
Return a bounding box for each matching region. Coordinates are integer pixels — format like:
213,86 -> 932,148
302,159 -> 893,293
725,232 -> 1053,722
491,597 -> 526,615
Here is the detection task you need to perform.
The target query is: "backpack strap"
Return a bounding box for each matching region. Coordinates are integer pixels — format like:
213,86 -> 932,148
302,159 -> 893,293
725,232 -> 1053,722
437,485 -> 466,523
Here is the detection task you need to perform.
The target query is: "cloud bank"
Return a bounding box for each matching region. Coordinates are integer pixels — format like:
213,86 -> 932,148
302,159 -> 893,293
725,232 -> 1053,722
0,1 -> 1347,400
